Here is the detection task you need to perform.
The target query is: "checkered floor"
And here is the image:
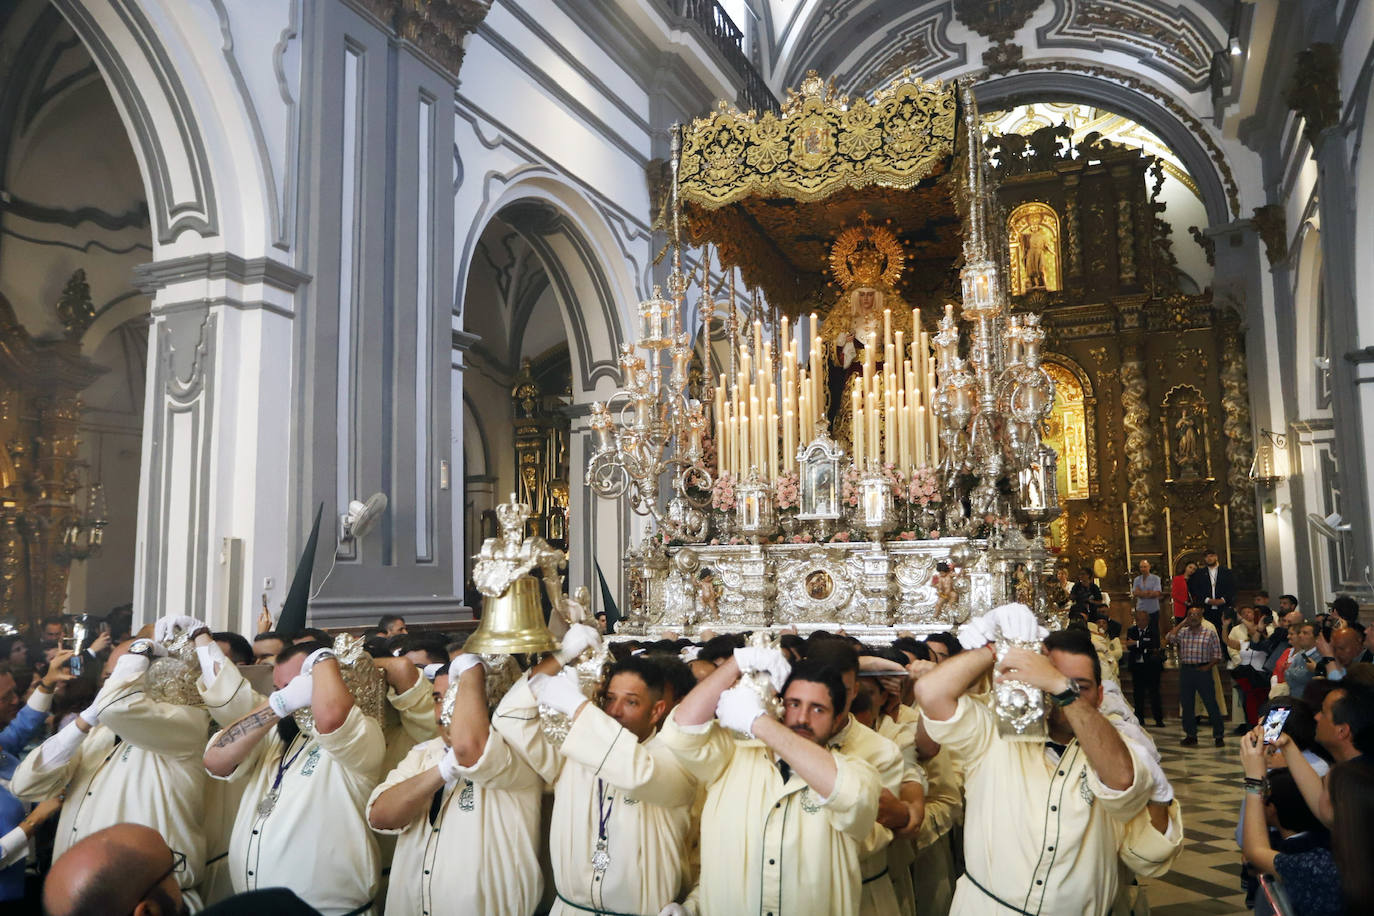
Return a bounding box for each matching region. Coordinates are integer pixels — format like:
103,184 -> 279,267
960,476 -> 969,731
1130,717 -> 1252,915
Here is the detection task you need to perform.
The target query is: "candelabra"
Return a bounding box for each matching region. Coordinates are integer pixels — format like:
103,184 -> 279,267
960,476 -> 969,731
933,82 -> 1057,531
585,127 -> 713,542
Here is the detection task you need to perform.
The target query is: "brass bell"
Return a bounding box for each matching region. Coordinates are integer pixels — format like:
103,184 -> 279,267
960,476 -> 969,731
463,575 -> 561,655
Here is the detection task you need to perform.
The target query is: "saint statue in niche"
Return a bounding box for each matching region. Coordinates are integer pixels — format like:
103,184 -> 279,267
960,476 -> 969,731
1174,410 -> 1201,477
1007,202 -> 1062,296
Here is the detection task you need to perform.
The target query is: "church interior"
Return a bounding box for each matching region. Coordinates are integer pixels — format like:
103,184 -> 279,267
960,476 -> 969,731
0,0 -> 1372,914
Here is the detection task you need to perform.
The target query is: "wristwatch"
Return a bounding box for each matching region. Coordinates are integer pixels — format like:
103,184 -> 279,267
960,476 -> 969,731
1048,679 -> 1081,707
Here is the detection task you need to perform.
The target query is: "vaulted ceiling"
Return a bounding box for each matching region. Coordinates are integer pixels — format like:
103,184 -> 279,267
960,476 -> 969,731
760,0 -> 1235,102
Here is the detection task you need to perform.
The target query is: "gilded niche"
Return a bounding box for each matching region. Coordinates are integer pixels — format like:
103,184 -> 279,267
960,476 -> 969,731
1007,202 -> 1061,295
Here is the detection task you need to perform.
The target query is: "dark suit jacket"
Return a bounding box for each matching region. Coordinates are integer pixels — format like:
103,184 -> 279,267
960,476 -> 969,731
1188,565 -> 1237,609
200,889 -> 321,916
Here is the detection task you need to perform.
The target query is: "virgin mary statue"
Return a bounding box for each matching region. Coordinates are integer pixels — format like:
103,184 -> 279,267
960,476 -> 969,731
818,218 -> 912,453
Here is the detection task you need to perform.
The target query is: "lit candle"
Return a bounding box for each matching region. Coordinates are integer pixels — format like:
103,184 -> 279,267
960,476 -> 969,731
914,404 -> 925,468
883,309 -> 891,350
885,400 -> 896,467
783,405 -> 795,477
768,410 -> 779,483
852,388 -> 865,466
740,413 -> 750,473
867,386 -> 879,466
898,391 -> 911,471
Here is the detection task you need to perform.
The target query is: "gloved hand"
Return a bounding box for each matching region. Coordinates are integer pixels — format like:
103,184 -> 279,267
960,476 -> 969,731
529,671 -> 588,717
108,652 -> 152,683
957,614 -> 996,650
268,673 -> 314,718
715,684 -> 767,737
154,615 -> 206,645
733,646 -> 792,693
436,747 -> 462,786
658,904 -> 690,916
195,642 -> 227,683
555,624 -> 601,665
988,603 -> 1049,644
448,654 -> 484,680
78,701 -> 103,729
300,647 -> 336,677
422,662 -> 446,681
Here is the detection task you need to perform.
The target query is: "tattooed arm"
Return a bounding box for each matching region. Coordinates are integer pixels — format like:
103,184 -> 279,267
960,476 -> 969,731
204,703 -> 279,777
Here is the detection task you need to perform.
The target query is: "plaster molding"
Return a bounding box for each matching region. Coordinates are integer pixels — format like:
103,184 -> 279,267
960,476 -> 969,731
133,252 -> 312,294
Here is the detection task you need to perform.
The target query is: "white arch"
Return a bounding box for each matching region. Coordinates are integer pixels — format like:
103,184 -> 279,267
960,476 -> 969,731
53,0 -> 283,259
457,172 -> 636,400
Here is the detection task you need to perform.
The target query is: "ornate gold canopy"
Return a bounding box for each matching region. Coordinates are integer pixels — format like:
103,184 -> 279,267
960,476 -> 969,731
678,71 -> 966,314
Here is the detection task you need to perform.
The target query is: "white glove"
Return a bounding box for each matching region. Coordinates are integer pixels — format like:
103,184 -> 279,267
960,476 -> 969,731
153,615 -> 206,645
448,654 -> 484,680
196,642 -> 227,683
78,702 -> 102,729
989,603 -> 1049,644
267,673 -> 314,718
715,684 -> 767,737
300,647 -> 336,676
422,662 -> 445,681
436,747 -> 462,786
659,904 -> 689,916
555,624 -> 601,665
733,646 -> 792,693
108,652 -> 151,683
529,671 -> 588,717
680,646 -> 702,662
957,615 -> 996,650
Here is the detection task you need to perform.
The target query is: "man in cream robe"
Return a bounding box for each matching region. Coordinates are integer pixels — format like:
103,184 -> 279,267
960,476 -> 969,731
493,625 -> 698,916
915,606 -> 1152,916
662,651 -> 880,916
12,629 -> 215,909
204,640 -> 385,915
368,656 -> 543,916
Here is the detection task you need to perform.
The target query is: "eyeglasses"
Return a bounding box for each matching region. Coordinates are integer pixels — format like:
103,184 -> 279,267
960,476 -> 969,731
128,849 -> 186,913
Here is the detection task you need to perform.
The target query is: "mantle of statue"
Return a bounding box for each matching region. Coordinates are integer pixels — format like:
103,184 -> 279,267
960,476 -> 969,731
617,527 -> 1057,640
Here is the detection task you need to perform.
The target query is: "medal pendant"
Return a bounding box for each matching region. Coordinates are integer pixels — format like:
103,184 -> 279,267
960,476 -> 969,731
257,789 -> 279,818
591,838 -> 611,873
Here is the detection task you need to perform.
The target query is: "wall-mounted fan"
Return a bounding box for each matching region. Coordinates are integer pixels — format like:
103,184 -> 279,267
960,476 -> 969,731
342,492 -> 388,543
310,491 -> 389,598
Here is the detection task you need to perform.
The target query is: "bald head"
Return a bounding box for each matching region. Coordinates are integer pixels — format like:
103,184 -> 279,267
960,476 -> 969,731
44,823 -> 184,916
1332,628 -> 1365,667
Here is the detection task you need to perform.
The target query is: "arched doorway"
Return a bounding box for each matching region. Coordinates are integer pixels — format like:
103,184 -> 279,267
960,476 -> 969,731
0,3 -> 150,626
457,191 -> 633,617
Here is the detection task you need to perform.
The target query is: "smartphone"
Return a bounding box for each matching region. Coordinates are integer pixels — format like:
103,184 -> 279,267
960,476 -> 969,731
69,652 -> 83,677
1262,706 -> 1292,745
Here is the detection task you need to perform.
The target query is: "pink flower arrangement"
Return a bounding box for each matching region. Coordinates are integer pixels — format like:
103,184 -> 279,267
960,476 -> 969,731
830,531 -> 851,542
787,533 -> 815,544
775,471 -> 800,510
907,467 -> 940,506
841,464 -> 861,507
711,472 -> 737,512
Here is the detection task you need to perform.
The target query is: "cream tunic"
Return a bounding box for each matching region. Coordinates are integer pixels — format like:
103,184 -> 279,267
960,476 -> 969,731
196,662 -> 264,906
925,695 -> 1152,916
368,733 -> 543,916
209,705 -> 385,915
660,714 -> 880,916
494,676 -> 697,916
382,676 -> 440,776
827,716 -> 906,916
11,667 -> 211,905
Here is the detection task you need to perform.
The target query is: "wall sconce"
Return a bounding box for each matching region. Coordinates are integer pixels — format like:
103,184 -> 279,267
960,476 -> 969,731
1250,429 -> 1288,487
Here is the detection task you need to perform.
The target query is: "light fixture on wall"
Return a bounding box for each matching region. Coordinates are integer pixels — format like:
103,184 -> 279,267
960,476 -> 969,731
1249,429 -> 1288,487
59,481 -> 108,562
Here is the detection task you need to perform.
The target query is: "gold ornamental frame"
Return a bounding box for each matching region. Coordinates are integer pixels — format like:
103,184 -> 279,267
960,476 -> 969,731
678,71 -> 966,313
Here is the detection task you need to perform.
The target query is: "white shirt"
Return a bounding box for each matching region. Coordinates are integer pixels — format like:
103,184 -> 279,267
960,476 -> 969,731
369,734 -> 543,916
924,695 -> 1152,916
209,705 -> 385,915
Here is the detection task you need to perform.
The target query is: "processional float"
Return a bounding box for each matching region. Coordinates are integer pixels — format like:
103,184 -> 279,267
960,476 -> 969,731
586,73 -> 1064,642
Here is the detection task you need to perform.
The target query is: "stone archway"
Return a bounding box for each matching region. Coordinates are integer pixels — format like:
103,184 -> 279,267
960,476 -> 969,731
456,182 -> 636,618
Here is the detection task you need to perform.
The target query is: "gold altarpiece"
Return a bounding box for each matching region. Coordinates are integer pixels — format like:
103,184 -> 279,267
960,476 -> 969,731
0,285 -> 106,627
987,125 -> 1260,590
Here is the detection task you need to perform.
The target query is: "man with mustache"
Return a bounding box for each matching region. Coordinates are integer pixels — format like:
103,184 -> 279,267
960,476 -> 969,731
661,649 -> 881,916
203,641 -> 385,915
493,624 -> 698,916
915,604 -> 1152,915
